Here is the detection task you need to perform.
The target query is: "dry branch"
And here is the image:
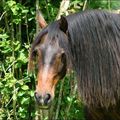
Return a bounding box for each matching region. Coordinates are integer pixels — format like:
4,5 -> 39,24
56,0 -> 70,20
82,0 -> 87,11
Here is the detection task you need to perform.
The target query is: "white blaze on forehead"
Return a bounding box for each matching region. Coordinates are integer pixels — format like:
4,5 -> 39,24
42,45 -> 56,85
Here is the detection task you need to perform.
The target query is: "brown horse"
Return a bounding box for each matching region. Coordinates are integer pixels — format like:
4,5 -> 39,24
28,10 -> 120,120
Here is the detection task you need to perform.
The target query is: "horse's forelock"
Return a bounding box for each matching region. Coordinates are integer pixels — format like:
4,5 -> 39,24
28,28 -> 48,73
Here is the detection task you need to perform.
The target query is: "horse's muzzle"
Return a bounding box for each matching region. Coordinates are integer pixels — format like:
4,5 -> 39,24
34,92 -> 51,107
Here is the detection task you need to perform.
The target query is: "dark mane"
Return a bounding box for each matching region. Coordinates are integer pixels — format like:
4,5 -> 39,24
31,27 -> 48,52
28,27 -> 48,72
29,10 -> 120,107
66,10 -> 120,107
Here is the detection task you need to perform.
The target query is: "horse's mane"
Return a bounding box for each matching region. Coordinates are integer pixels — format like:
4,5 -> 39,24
66,10 -> 120,107
28,28 -> 48,72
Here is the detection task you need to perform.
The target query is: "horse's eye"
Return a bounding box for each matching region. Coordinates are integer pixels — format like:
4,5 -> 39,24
57,53 -> 66,71
32,50 -> 37,60
33,50 -> 36,56
61,53 -> 66,63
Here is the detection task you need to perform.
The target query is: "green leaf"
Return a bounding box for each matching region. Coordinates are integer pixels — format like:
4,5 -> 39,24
22,9 -> 29,14
67,97 -> 72,102
0,82 -> 3,88
13,18 -> 21,24
17,50 -> 27,63
28,91 -> 34,97
7,1 -> 16,7
17,91 -> 25,97
17,80 -> 24,86
21,97 -> 30,104
21,85 -> 29,90
24,43 -> 30,49
9,56 -> 15,63
18,107 -> 27,118
28,17 -> 34,21
18,107 -> 24,112
14,41 -> 21,51
0,34 -> 9,40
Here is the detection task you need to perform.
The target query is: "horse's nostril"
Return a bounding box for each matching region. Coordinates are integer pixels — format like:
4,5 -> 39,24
34,92 -> 41,103
44,93 -> 51,104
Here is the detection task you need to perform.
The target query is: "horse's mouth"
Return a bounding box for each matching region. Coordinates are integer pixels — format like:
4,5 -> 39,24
38,102 -> 52,109
39,105 -> 50,109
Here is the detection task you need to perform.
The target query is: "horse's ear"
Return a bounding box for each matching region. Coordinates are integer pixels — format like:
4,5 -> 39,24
59,15 -> 68,33
36,10 -> 47,28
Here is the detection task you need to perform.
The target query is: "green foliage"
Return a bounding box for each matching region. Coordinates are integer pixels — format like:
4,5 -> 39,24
88,0 -> 120,10
0,0 -> 35,119
55,74 -> 85,120
0,73 -> 35,119
0,32 -> 35,119
4,0 -> 29,24
0,0 -> 120,119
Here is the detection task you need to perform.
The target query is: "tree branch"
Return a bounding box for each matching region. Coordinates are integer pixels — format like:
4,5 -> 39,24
82,0 -> 87,11
56,0 -> 70,20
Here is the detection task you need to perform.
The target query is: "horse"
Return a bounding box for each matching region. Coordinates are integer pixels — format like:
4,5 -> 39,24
28,10 -> 120,120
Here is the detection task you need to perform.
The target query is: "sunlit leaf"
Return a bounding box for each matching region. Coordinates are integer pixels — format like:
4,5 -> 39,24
22,9 -> 29,14
0,34 -> 9,40
21,85 -> 29,90
17,91 -> 25,97
21,97 -> 30,105
28,91 -> 34,97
